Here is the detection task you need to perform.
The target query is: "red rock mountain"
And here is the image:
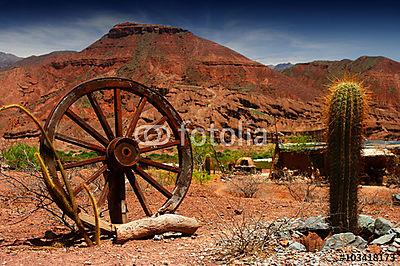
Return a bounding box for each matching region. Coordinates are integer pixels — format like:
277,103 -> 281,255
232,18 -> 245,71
0,22 -> 398,140
283,56 -> 400,138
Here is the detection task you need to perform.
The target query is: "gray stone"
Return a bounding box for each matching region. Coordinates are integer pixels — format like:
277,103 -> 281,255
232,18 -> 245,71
394,237 -> 400,244
371,233 -> 396,245
292,231 -> 304,238
153,235 -> 163,241
298,216 -> 329,231
389,227 -> 400,237
374,218 -> 393,236
358,214 -> 375,233
288,242 -> 307,252
392,194 -> 400,205
322,233 -> 367,251
277,230 -> 291,239
388,246 -> 397,252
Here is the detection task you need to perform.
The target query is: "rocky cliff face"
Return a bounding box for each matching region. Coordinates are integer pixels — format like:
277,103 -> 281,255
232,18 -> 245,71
0,23 -> 398,140
283,56 -> 400,138
0,52 -> 22,69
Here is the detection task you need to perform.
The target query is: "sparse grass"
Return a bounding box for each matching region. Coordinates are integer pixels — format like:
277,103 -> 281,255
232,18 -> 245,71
2,143 -> 38,170
192,170 -> 212,184
147,153 -> 178,164
286,133 -> 315,144
1,143 -> 98,170
147,169 -> 176,186
57,150 -> 98,162
216,145 -> 274,170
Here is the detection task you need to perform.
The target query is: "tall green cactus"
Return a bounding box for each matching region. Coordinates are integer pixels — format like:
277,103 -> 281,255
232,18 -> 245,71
326,79 -> 367,233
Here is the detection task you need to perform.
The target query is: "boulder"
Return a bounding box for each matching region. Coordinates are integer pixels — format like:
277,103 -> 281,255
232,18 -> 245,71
374,218 -> 393,236
392,194 -> 400,205
389,227 -> 400,237
322,233 -> 367,251
288,242 -> 307,252
358,214 -> 375,234
371,233 -> 396,245
297,216 -> 329,231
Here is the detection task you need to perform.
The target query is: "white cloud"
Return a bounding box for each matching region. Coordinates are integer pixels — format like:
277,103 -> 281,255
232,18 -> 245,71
192,24 -> 368,65
0,12 -> 148,57
0,14 -> 395,65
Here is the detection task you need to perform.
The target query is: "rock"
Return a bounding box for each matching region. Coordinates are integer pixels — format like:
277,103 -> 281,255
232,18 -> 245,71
371,233 -> 396,245
322,233 -> 367,251
392,194 -> 400,205
297,216 -> 329,231
358,214 -> 375,234
301,232 -> 324,252
394,238 -> 400,244
153,235 -> 163,241
277,231 -> 291,239
279,239 -> 290,247
234,209 -> 243,215
367,244 -> 382,254
288,242 -> 306,252
292,231 -> 303,238
374,218 -> 393,236
389,227 -> 400,237
388,246 -> 397,252
44,230 -> 57,239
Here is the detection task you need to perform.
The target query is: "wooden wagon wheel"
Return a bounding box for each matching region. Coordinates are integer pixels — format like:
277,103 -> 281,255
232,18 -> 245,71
39,78 -> 192,225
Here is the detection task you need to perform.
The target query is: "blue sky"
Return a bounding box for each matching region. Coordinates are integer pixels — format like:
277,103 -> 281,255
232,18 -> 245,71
0,0 -> 399,64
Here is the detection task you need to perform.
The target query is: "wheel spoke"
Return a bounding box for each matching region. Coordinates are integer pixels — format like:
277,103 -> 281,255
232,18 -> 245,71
140,140 -> 180,153
134,165 -> 172,198
114,88 -> 123,137
139,157 -> 181,173
126,97 -> 147,138
136,116 -> 168,142
65,109 -> 109,146
125,169 -> 152,216
62,156 -> 106,170
97,181 -> 109,207
107,170 -> 128,224
55,133 -> 106,153
73,165 -> 107,195
87,93 -> 115,140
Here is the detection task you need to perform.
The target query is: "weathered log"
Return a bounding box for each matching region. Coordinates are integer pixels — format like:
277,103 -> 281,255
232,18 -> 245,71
115,214 -> 200,243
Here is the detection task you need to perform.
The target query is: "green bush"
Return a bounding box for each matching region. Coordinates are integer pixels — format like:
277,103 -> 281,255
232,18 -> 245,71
57,150 -> 98,162
147,153 -> 178,164
286,133 -> 315,144
1,143 -> 100,170
192,170 -> 212,184
191,134 -> 216,171
2,143 -> 38,170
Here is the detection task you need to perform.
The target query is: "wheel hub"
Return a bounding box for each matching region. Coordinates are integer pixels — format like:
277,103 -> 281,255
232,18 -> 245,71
106,137 -> 140,168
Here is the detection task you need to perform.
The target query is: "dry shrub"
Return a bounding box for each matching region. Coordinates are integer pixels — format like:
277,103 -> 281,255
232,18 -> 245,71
213,215 -> 293,262
274,168 -> 324,203
0,170 -> 74,229
228,175 -> 264,198
285,179 -> 320,202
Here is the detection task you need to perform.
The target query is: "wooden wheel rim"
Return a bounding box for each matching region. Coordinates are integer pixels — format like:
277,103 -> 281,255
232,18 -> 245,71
40,77 -> 193,224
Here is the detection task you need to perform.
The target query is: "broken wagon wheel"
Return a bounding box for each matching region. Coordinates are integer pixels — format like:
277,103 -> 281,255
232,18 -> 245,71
39,77 -> 192,226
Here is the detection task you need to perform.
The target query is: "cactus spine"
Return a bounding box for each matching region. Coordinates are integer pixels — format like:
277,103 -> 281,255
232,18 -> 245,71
326,79 -> 367,233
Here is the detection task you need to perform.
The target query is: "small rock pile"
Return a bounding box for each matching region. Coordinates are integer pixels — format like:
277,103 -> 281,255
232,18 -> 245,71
211,215 -> 400,265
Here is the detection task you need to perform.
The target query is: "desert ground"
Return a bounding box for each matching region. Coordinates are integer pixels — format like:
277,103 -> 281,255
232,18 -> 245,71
0,170 -> 399,265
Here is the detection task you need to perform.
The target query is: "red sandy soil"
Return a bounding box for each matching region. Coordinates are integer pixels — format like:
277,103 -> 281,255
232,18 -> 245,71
0,172 -> 399,265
